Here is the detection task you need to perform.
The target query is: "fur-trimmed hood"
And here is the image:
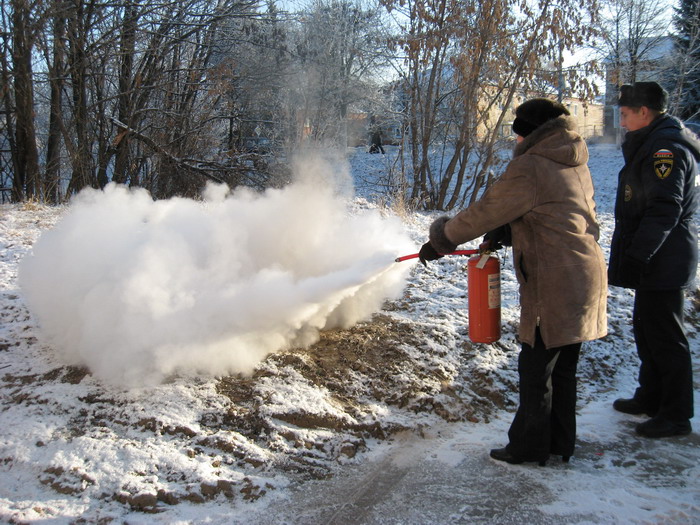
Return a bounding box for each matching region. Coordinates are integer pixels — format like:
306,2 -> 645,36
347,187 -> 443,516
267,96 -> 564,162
514,115 -> 587,167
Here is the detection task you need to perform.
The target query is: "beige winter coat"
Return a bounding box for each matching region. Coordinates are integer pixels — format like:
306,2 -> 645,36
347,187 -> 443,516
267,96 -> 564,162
430,116 -> 608,348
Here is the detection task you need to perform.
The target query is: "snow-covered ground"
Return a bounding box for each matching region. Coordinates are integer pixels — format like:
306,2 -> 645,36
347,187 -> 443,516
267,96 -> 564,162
0,143 -> 698,524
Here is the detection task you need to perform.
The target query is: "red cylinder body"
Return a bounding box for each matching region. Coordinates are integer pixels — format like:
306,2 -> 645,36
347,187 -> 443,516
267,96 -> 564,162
467,254 -> 501,343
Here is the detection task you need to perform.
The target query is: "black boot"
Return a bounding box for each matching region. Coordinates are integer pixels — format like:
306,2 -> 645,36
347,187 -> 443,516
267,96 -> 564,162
489,448 -> 547,467
613,397 -> 655,416
635,417 -> 692,438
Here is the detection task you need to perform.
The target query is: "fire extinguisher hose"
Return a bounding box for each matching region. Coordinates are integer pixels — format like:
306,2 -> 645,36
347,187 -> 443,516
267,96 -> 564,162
394,249 -> 479,263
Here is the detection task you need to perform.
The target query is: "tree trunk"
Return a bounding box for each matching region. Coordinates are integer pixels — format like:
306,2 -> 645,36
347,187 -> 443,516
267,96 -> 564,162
66,0 -> 96,195
113,1 -> 138,185
11,0 -> 41,202
45,10 -> 67,203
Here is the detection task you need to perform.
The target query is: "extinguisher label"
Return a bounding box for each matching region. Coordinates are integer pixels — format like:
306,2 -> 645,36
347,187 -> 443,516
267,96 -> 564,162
488,273 -> 501,309
476,254 -> 490,269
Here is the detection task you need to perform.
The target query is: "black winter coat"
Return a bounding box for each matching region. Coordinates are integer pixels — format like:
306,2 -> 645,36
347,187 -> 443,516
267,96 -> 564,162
608,115 -> 700,290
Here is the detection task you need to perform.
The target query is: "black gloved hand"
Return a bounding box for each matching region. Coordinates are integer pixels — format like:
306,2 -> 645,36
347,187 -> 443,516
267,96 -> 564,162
418,241 -> 443,267
483,225 -> 511,250
479,239 -> 502,253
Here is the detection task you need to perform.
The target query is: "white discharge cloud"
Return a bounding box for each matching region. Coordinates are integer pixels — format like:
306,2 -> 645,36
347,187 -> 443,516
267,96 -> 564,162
19,157 -> 414,387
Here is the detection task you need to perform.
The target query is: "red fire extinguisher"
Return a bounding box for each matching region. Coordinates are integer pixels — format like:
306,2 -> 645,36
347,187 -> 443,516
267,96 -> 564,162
467,254 -> 501,343
395,250 -> 501,343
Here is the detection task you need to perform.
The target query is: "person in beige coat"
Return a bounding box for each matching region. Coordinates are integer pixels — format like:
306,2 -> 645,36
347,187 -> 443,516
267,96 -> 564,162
420,98 -> 608,465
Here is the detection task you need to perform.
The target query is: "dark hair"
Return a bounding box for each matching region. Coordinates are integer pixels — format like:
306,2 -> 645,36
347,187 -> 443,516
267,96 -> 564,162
618,82 -> 668,111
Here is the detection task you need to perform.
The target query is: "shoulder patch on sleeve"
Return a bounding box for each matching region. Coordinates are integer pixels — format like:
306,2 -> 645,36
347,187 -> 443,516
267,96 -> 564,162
653,149 -> 674,179
653,149 -> 674,159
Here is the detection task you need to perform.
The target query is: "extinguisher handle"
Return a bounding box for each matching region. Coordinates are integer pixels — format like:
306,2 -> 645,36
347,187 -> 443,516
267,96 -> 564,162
394,249 -> 479,263
478,241 -> 492,252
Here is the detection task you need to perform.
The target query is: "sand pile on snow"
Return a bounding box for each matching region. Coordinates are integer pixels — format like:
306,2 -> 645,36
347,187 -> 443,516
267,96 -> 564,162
19,156 -> 413,387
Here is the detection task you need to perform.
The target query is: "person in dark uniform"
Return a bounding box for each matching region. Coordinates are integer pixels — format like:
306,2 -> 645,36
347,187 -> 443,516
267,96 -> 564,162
609,82 -> 700,438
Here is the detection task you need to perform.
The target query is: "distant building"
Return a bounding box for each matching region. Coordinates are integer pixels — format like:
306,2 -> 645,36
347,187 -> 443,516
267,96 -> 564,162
347,98 -> 603,150
495,94 -> 604,141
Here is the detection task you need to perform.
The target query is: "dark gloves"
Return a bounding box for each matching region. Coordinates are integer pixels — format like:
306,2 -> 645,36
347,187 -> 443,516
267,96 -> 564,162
419,241 -> 443,267
482,225 -> 511,252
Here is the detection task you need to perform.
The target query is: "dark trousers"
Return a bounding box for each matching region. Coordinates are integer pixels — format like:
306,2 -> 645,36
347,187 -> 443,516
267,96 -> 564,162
506,329 -> 581,461
632,289 -> 694,421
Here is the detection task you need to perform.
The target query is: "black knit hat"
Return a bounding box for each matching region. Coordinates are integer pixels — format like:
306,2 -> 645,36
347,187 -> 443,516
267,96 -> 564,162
618,82 -> 668,111
512,98 -> 570,137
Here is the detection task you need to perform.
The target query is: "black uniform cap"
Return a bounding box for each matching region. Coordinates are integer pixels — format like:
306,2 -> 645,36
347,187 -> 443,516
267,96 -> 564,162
618,82 -> 668,111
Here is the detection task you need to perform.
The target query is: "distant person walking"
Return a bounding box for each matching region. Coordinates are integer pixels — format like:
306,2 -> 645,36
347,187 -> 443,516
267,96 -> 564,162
419,98 -> 608,465
609,82 -> 700,438
368,119 -> 385,154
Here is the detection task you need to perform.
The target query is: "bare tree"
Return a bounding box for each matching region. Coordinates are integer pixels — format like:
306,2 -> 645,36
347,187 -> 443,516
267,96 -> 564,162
4,0 -> 42,202
597,0 -> 671,88
382,0 -> 599,210
3,0 -> 302,201
40,0 -> 69,203
668,0 -> 700,119
286,0 -> 391,147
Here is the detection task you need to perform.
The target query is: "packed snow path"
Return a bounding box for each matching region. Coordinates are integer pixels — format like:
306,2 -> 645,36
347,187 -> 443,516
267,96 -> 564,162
250,399 -> 700,524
